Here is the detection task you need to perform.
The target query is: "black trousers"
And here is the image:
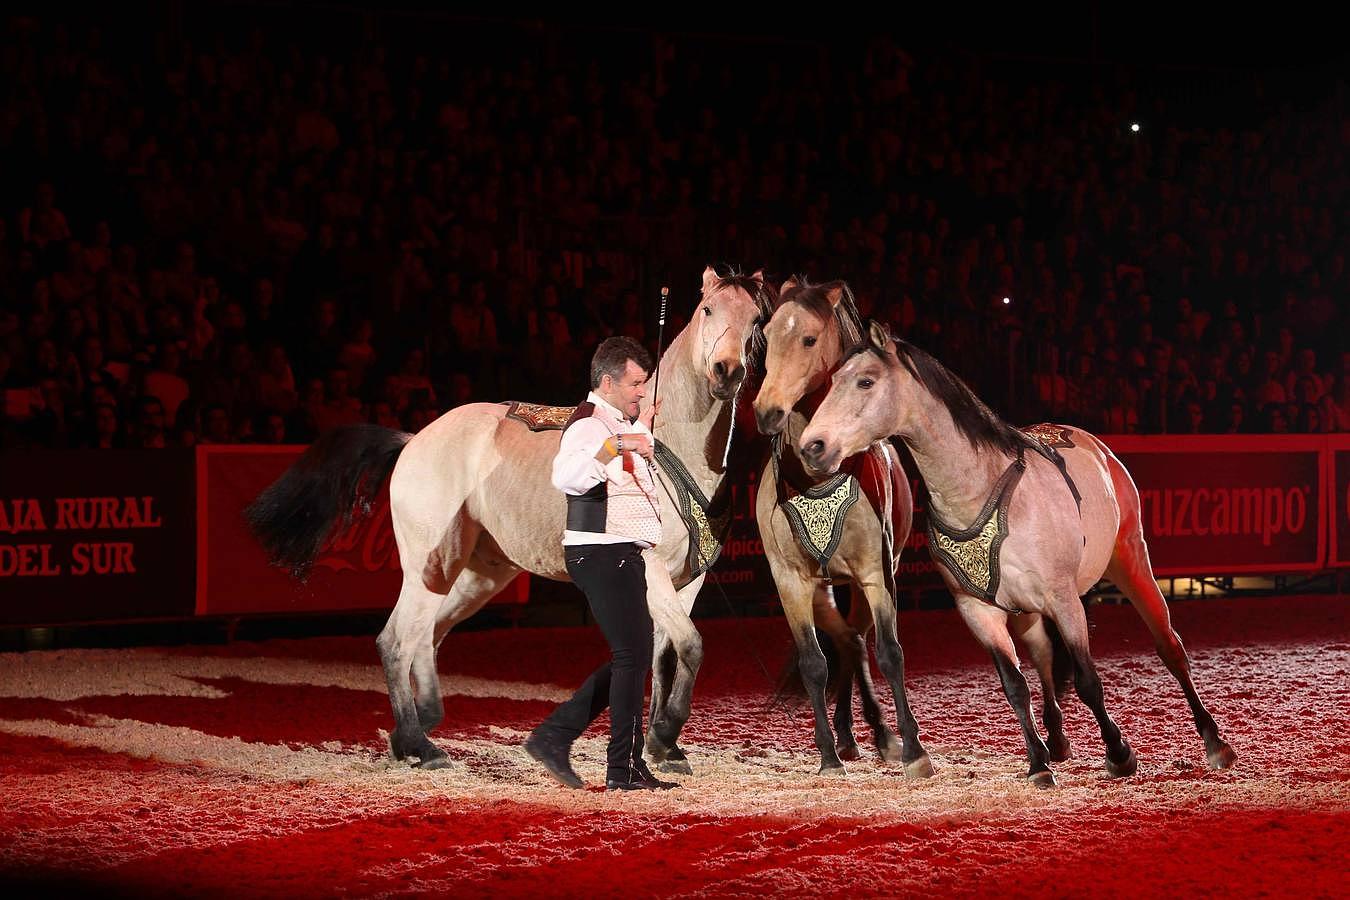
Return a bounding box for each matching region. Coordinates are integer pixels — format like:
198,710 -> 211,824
540,542 -> 653,780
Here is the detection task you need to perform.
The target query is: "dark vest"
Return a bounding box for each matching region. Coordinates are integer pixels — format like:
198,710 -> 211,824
562,402 -> 608,533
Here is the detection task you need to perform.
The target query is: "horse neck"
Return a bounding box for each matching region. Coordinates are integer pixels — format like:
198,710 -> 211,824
649,325 -> 734,497
896,375 -> 1009,527
778,411 -> 834,490
793,378 -> 831,419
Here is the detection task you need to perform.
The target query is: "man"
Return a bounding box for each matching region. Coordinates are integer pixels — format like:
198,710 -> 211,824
524,336 -> 677,791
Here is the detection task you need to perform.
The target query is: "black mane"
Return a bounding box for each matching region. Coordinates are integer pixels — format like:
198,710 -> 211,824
853,337 -> 1030,457
727,271 -> 778,377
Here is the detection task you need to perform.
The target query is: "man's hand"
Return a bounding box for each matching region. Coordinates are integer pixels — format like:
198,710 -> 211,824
620,433 -> 655,462
596,432 -> 655,463
639,398 -> 661,431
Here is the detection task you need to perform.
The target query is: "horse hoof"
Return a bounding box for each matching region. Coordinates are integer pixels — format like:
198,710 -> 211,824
903,754 -> 936,779
416,753 -> 452,771
878,740 -> 905,765
388,730 -> 431,763
1206,741 -> 1237,771
818,763 -> 847,777
654,757 -> 694,775
1105,744 -> 1138,778
837,742 -> 862,762
1029,770 -> 1057,789
1048,735 -> 1072,763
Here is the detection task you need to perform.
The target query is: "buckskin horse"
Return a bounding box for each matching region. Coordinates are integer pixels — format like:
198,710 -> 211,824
246,268 -> 771,773
748,277 -> 932,777
797,321 -> 1236,786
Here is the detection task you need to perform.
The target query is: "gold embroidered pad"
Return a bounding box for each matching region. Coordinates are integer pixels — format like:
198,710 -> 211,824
1022,423 -> 1075,449
782,474 -> 860,572
503,402 -> 576,431
653,442 -> 731,585
925,454 -> 1026,609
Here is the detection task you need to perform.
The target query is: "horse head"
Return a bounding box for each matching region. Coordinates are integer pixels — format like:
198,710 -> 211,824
752,277 -> 862,435
689,266 -> 772,401
799,320 -> 902,475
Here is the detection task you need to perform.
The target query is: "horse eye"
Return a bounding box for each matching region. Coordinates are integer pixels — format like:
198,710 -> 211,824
803,336 -> 817,348
702,306 -> 712,317
858,378 -> 874,390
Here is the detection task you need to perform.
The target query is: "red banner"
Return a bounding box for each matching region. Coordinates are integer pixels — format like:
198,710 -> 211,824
196,446 -> 527,616
0,450 -> 196,626
1329,438 -> 1350,568
1103,435 -> 1326,575
0,435 -> 1338,628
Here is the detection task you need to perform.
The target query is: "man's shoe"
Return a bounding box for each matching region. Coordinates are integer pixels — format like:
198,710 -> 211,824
523,727 -> 584,789
605,760 -> 679,791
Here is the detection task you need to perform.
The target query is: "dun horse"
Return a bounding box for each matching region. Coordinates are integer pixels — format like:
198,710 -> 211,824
749,278 -> 931,777
246,268 -> 770,772
798,321 -> 1236,786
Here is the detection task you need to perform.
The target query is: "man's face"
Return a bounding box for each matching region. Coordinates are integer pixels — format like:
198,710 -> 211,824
602,360 -> 648,420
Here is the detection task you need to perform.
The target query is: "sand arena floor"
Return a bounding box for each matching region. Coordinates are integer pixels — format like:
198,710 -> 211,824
0,594 -> 1346,897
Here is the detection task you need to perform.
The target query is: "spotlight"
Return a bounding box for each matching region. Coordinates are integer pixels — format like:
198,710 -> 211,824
1130,122 -> 1141,133
1002,296 -> 1012,305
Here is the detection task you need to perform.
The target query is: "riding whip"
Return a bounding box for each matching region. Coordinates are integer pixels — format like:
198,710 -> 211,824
651,285 -> 669,406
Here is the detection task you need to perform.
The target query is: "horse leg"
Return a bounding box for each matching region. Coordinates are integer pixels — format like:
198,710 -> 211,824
646,626 -> 677,763
774,575 -> 846,774
955,595 -> 1054,787
412,559 -> 523,737
815,588 -> 864,761
643,564 -> 703,774
841,597 -> 901,766
1016,614 -> 1072,763
863,587 -> 934,776
379,505 -> 480,769
761,535 -> 846,773
1106,542 -> 1236,770
1049,589 -> 1137,778
378,576 -> 452,768
830,641 -> 862,760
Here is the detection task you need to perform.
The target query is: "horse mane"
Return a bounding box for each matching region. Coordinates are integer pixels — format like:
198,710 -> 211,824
718,270 -> 776,377
848,337 -> 1030,457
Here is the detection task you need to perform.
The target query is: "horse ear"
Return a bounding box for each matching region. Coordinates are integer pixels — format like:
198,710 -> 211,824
701,266 -> 719,294
779,276 -> 800,296
750,268 -> 765,285
826,284 -> 847,309
868,320 -> 890,349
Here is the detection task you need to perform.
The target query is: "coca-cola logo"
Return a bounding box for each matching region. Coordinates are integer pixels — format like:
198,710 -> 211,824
313,501 -> 400,574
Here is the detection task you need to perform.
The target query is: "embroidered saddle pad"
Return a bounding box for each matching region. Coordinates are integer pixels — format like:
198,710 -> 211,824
926,452 -> 1027,611
782,473 -> 860,572
653,442 -> 731,584
1023,422 -> 1075,450
503,401 -> 576,431
777,441 -> 906,579
926,427 -> 1084,611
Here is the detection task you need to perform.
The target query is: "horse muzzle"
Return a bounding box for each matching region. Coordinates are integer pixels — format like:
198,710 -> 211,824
754,404 -> 788,436
799,437 -> 841,475
709,361 -> 745,401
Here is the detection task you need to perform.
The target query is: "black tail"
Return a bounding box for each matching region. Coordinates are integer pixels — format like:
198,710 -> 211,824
244,424 -> 412,580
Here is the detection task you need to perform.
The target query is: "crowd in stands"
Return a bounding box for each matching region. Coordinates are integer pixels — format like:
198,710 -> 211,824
1,12 -> 1346,451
